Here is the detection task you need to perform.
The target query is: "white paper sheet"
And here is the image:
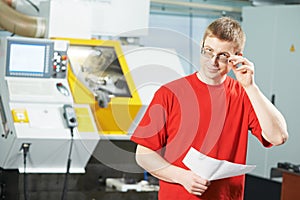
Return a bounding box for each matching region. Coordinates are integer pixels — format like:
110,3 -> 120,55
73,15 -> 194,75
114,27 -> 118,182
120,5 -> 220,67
182,147 -> 256,181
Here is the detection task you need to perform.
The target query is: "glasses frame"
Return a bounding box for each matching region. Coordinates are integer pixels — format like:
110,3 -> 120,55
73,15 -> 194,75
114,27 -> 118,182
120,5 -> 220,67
201,42 -> 234,64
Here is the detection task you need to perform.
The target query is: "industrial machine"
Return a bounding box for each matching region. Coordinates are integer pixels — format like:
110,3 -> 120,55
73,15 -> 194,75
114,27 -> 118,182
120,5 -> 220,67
0,36 -> 100,173
0,1 -> 186,198
63,38 -> 143,135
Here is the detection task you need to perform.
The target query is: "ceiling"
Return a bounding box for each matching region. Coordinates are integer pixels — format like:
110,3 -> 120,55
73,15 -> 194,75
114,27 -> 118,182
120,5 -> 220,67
251,0 -> 300,5
150,0 -> 300,19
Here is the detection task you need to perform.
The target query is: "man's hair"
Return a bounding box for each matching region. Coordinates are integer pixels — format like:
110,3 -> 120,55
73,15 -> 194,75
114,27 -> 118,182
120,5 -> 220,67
203,17 -> 246,53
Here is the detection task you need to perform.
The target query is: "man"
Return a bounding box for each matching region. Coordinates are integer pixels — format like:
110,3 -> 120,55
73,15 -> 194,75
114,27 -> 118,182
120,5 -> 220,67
131,17 -> 288,200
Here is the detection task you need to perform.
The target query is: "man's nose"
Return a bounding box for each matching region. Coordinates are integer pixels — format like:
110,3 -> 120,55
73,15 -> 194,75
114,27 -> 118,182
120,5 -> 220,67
211,55 -> 219,65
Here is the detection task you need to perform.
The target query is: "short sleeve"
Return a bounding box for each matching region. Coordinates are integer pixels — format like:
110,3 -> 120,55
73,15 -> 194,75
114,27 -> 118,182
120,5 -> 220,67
130,86 -> 170,151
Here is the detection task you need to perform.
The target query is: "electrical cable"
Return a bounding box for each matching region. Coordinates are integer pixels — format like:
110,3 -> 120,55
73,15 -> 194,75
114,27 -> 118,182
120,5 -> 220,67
61,128 -> 74,200
24,0 -> 39,13
22,143 -> 30,200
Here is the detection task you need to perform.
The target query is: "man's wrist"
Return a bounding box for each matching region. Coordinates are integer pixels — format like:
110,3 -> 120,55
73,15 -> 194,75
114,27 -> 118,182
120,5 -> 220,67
243,83 -> 259,94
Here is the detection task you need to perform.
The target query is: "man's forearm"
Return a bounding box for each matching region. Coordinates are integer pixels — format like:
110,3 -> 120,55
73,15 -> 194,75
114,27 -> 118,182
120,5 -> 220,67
135,144 -> 210,196
135,145 -> 185,183
244,84 -> 288,145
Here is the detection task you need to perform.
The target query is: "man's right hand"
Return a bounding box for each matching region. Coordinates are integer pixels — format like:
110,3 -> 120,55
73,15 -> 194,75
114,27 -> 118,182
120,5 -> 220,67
177,169 -> 210,196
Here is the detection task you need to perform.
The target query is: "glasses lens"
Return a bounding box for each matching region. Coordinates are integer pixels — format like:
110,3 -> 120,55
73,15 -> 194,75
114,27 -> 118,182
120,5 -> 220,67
202,48 -> 212,58
217,54 -> 229,63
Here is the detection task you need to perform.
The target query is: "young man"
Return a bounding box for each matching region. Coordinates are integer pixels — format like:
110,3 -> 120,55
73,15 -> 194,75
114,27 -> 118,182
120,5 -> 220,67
131,17 -> 288,200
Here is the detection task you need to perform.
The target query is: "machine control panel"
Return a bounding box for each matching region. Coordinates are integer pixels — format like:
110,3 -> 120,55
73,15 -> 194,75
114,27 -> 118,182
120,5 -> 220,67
52,50 -> 68,78
5,37 -> 69,79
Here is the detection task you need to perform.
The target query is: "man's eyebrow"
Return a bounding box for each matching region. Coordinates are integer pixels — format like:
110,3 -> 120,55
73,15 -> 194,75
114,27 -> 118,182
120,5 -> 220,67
203,45 -> 231,54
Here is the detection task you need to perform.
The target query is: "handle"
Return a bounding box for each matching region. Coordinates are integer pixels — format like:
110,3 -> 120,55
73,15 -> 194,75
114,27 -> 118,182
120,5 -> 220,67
271,94 -> 275,105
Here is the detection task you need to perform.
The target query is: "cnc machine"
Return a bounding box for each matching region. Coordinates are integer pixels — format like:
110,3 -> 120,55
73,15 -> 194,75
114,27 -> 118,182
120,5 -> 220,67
0,37 -> 99,173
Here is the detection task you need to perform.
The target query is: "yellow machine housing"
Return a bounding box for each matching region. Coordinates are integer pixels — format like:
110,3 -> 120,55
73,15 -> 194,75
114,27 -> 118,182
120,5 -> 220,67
55,38 -> 142,135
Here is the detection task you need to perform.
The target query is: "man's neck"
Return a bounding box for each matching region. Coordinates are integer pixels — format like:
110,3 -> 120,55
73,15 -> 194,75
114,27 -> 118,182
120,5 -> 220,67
196,71 -> 227,85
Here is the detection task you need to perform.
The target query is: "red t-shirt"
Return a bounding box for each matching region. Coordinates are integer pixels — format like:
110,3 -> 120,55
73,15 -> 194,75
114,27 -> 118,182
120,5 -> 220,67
131,73 -> 271,200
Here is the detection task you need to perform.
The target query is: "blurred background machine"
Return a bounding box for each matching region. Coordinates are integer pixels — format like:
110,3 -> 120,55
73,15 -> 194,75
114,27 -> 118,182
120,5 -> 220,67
0,0 -> 185,198
0,36 -> 100,173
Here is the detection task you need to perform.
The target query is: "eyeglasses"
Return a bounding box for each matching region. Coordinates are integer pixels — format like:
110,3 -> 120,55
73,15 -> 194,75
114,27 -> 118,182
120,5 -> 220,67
201,47 -> 231,64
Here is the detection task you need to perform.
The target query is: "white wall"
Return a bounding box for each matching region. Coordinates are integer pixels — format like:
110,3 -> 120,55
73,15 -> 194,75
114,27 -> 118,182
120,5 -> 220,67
243,5 -> 300,178
140,14 -> 214,74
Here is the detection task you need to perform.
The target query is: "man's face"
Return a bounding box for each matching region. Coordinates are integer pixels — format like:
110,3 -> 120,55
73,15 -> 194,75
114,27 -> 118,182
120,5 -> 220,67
199,36 -> 236,84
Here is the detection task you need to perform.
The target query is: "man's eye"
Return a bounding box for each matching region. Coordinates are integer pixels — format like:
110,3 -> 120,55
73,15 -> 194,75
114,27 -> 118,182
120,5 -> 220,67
219,53 -> 229,58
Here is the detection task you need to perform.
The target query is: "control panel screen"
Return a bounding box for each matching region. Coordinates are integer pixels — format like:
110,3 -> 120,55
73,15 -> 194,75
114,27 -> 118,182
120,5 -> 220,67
6,38 -> 53,78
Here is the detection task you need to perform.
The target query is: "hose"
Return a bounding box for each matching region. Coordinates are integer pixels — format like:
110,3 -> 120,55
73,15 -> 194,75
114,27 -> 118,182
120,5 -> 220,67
0,0 -> 46,38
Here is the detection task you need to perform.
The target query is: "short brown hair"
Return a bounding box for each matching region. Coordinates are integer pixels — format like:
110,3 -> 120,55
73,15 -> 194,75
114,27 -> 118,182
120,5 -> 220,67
203,17 -> 246,53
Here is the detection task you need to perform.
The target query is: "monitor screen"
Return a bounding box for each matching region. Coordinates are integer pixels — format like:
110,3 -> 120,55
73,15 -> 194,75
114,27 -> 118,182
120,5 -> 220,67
5,38 -> 53,78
